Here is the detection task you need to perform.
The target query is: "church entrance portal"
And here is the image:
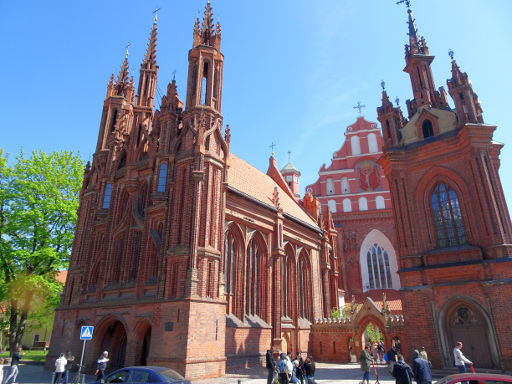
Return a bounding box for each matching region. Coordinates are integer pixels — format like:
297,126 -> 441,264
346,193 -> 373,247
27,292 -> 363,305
99,320 -> 127,371
444,304 -> 493,368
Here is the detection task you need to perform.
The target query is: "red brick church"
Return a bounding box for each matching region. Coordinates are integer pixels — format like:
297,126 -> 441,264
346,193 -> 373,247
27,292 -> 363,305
48,1 -> 512,378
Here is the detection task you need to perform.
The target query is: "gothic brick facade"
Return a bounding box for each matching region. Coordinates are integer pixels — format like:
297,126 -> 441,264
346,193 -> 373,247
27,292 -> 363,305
46,4 -> 339,380
376,5 -> 512,370
46,1 -> 512,377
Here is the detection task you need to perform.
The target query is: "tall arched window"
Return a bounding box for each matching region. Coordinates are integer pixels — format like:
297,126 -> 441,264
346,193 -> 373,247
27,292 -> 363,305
103,183 -> 112,209
326,178 -> 335,195
246,238 -> 261,317
358,197 -> 368,211
298,252 -> 312,320
351,135 -> 361,155
157,163 -> 167,192
282,248 -> 295,319
422,120 -> 434,138
368,133 -> 378,153
375,195 -> 385,209
327,200 -> 337,213
341,177 -> 350,194
431,183 -> 466,247
366,243 -> 392,289
343,198 -> 352,212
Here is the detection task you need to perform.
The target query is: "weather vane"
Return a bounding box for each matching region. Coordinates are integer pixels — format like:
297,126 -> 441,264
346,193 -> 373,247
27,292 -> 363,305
396,0 -> 411,9
125,42 -> 131,57
448,49 -> 454,60
269,142 -> 276,156
287,150 -> 291,163
153,7 -> 160,22
381,80 -> 386,90
353,101 -> 366,116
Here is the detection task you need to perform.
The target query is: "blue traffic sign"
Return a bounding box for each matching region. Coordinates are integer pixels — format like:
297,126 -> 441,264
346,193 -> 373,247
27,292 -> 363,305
80,326 -> 94,340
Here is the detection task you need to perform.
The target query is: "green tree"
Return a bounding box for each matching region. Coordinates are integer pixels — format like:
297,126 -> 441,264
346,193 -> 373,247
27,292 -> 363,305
0,149 -> 83,352
365,322 -> 383,342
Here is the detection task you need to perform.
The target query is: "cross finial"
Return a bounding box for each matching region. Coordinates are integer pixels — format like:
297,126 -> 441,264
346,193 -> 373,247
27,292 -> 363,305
353,101 -> 366,116
381,80 -> 386,90
270,142 -> 276,156
448,48 -> 454,60
153,7 -> 160,23
396,0 -> 411,9
395,97 -> 400,106
172,70 -> 176,81
125,42 -> 131,58
287,150 -> 291,163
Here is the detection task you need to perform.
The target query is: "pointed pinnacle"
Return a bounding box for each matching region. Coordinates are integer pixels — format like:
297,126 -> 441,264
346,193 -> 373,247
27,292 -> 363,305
143,20 -> 158,66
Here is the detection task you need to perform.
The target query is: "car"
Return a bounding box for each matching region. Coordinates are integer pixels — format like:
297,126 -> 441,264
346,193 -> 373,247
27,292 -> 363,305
89,366 -> 190,384
436,373 -> 512,384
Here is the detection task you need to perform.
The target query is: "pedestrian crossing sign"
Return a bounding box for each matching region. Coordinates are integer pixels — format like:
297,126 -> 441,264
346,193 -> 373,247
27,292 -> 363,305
80,326 -> 94,340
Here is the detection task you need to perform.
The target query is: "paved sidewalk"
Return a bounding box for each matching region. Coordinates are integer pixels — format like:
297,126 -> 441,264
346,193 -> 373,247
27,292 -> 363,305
9,361 -> 443,384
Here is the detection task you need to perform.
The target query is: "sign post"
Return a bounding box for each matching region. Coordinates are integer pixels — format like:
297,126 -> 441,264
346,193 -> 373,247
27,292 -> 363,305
78,326 -> 94,384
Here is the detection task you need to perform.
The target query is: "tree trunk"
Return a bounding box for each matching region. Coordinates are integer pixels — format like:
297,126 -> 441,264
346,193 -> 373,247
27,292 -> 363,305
8,299 -> 18,354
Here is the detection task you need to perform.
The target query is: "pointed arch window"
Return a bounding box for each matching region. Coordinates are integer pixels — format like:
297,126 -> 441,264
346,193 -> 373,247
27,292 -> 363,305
422,119 -> 434,139
102,183 -> 112,209
246,239 -> 261,317
282,252 -> 291,319
298,253 -> 312,320
431,183 -> 466,247
366,243 -> 392,289
157,163 -> 167,192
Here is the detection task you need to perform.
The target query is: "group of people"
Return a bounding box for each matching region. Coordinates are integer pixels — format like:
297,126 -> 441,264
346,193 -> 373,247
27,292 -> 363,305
360,343 -> 432,384
266,350 -> 316,384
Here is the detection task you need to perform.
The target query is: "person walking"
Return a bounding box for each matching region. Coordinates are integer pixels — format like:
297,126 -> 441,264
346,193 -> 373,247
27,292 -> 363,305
453,341 -> 472,373
293,353 -> 305,384
94,351 -> 110,383
266,349 -> 276,384
392,354 -> 414,384
64,351 -> 75,384
303,355 -> 315,384
278,353 -> 289,384
412,350 -> 432,384
359,345 -> 373,384
54,353 -> 67,384
4,347 -> 25,384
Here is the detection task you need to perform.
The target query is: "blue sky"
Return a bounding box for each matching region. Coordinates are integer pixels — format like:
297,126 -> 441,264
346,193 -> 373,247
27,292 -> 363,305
1,1 -> 511,210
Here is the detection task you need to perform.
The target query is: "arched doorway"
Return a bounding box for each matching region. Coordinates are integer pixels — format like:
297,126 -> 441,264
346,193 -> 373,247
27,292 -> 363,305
444,304 -> 493,368
99,320 -> 127,371
140,326 -> 152,366
362,322 -> 384,362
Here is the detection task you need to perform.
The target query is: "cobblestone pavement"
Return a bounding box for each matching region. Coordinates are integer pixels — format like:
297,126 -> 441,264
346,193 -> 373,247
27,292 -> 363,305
11,362 -> 443,384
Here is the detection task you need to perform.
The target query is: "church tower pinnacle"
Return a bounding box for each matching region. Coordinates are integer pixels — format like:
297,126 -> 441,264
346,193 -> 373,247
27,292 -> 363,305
186,0 -> 223,112
399,1 -> 448,117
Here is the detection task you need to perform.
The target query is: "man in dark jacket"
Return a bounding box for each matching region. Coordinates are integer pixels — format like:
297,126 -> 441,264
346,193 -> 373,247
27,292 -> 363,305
392,354 -> 414,384
266,350 -> 276,384
412,350 -> 432,384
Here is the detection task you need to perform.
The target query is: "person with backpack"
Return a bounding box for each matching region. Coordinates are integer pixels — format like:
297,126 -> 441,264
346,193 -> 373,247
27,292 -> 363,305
303,355 -> 316,384
359,345 -> 373,384
392,354 -> 414,384
278,353 -> 289,384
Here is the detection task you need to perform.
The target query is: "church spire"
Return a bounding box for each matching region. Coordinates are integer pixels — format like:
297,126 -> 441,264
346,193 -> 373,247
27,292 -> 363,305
135,15 -> 159,109
114,46 -> 130,97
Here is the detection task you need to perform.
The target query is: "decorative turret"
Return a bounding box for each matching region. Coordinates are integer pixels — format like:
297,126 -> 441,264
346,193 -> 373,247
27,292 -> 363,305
447,50 -> 484,126
377,81 -> 405,149
186,1 -> 223,112
280,151 -> 301,199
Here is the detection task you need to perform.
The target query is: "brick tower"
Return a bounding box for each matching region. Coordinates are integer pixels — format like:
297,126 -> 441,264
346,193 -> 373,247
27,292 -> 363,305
377,4 -> 512,370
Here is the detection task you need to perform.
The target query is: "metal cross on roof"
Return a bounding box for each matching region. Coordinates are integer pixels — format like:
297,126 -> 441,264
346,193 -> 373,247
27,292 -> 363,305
353,101 -> 366,116
153,7 -> 160,19
125,42 -> 131,57
287,150 -> 291,162
172,69 -> 176,81
269,142 -> 276,156
448,49 -> 454,60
